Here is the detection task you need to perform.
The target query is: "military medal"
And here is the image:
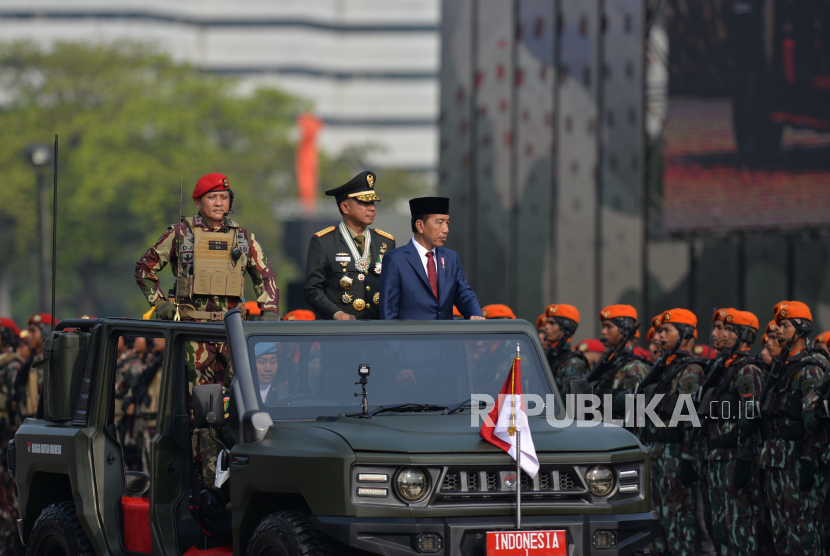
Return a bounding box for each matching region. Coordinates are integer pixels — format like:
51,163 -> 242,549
339,222 -> 371,273
358,274 -> 365,281
352,298 -> 366,311
373,292 -> 379,305
339,275 -> 353,290
374,254 -> 382,274
341,293 -> 353,304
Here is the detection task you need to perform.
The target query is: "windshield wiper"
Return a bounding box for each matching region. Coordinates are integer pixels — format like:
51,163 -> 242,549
369,403 -> 448,416
443,398 -> 472,415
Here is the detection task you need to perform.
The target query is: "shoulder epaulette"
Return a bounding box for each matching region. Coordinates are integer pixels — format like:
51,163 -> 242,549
315,226 -> 336,237
373,228 -> 394,241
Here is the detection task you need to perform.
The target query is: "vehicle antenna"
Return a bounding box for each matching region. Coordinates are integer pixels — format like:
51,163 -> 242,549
50,134 -> 58,331
174,176 -> 182,321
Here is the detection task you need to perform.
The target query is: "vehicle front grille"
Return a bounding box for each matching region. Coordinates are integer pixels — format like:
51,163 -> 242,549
442,473 -> 458,491
436,465 -> 587,505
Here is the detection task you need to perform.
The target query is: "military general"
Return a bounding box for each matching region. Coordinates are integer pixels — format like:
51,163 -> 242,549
304,171 -> 395,320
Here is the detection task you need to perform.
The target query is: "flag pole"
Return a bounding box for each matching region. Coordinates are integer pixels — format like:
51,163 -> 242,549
516,342 -> 521,530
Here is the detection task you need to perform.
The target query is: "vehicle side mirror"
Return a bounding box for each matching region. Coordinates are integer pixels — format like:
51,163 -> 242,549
192,384 -> 225,429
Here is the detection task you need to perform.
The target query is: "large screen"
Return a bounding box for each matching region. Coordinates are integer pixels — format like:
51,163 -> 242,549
662,0 -> 830,233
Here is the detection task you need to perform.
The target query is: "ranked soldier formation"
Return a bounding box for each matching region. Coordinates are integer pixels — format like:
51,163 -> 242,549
3,168 -> 830,556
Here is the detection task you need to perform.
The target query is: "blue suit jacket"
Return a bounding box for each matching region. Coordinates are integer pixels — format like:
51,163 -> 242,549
379,239 -> 482,320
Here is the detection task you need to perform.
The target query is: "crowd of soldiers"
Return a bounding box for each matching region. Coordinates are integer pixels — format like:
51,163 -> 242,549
517,299 -> 827,556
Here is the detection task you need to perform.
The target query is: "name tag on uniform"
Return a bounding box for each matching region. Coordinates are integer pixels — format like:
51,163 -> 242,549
335,256 -> 351,262
209,241 -> 228,251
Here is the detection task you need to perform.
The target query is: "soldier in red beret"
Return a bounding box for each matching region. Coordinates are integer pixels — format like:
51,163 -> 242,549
134,173 -> 280,494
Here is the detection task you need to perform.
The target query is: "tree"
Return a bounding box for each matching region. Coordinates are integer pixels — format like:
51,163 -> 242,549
0,41 -> 309,318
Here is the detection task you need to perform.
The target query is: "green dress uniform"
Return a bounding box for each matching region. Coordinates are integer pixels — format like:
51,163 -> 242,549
303,171 -> 396,320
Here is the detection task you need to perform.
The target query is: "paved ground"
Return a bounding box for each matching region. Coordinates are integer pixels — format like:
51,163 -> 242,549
662,98 -> 830,233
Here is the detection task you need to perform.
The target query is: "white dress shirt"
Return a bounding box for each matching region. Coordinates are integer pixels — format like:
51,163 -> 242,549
259,382 -> 271,403
411,238 -> 437,277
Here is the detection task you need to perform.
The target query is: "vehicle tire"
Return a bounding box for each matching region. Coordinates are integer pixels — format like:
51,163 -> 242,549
247,511 -> 341,556
28,501 -> 93,556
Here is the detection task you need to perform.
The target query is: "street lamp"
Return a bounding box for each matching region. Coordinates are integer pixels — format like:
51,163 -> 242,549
26,143 -> 53,313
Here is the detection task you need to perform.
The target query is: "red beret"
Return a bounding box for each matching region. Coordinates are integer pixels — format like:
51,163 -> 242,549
28,313 -> 55,326
577,339 -> 605,354
0,317 -> 20,337
193,173 -> 231,199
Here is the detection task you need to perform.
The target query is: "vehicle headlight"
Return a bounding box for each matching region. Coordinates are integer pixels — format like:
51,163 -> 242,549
396,468 -> 428,501
585,465 -> 615,496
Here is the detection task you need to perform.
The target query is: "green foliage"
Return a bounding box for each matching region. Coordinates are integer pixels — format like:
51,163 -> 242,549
0,41 -> 307,319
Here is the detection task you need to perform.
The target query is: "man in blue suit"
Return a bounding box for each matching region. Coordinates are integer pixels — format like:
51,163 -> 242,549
379,197 -> 483,320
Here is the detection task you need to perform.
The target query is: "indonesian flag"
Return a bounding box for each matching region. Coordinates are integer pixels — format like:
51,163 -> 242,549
479,351 -> 539,477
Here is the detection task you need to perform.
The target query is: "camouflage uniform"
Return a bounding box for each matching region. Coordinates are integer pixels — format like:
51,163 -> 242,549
134,213 -> 279,318
758,348 -> 824,555
545,344 -> 589,395
802,364 -> 830,552
114,350 -> 147,472
591,345 -> 650,420
0,352 -> 23,554
642,352 -> 706,556
135,213 -> 278,489
701,350 -> 764,556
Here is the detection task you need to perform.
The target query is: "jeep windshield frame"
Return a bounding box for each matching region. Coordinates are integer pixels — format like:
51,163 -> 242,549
244,330 -> 557,421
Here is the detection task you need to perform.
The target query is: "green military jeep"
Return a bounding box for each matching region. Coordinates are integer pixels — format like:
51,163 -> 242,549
11,310 -> 656,556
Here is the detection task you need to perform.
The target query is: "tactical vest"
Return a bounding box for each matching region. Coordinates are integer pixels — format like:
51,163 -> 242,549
697,354 -> 759,419
176,217 -> 249,299
644,356 -> 706,420
760,357 -> 823,438
592,352 -> 649,398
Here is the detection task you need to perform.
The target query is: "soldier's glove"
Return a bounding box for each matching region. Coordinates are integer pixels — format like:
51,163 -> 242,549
803,409 -> 821,434
679,459 -> 699,487
732,458 -> 751,489
798,459 -> 816,492
155,302 -> 177,320
260,311 -> 281,321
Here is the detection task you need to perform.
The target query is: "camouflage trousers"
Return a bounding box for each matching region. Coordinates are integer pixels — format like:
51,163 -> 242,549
762,465 -> 823,555
118,414 -> 146,472
0,431 -> 20,555
651,450 -> 696,556
707,459 -> 759,556
186,341 -> 231,490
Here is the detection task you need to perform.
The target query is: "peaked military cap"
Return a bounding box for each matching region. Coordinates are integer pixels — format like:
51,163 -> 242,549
325,171 -> 380,204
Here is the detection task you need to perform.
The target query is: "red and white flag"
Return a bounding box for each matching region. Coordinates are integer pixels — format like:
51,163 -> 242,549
479,350 -> 539,477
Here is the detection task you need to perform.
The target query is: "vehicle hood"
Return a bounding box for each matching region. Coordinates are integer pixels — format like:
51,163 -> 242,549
311,414 -> 641,454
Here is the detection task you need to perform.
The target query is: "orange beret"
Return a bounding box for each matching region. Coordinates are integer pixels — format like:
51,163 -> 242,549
761,334 -> 769,345
646,327 -> 655,342
712,308 -> 730,324
577,339 -> 605,353
244,300 -> 261,316
773,300 -> 790,318
0,317 -> 20,337
599,305 -> 637,321
775,301 -> 812,324
764,320 -> 778,335
536,314 -> 546,329
284,309 -> 315,321
453,305 -> 462,318
661,308 -> 697,328
545,304 -> 580,324
482,304 -> 516,319
815,331 -> 830,343
724,309 -> 759,330
650,314 -> 663,329
193,173 -> 231,199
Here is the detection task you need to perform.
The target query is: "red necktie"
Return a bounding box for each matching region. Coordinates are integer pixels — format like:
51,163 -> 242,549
426,251 -> 438,298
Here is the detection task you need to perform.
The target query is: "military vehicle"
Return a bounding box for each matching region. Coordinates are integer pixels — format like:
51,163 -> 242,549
11,309 -> 657,555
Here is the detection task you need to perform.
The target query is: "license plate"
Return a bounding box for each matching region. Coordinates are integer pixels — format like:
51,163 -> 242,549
486,530 -> 567,556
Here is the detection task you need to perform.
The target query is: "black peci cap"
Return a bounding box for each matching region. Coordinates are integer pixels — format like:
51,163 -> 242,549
324,171 -> 380,204
409,197 -> 449,216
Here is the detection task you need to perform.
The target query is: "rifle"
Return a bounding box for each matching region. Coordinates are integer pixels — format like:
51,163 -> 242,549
758,335 -> 795,414
585,323 -> 640,384
122,351 -> 164,413
695,327 -> 751,404
634,330 -> 693,395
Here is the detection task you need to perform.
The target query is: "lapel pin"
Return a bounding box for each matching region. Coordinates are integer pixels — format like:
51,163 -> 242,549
441,257 -> 445,269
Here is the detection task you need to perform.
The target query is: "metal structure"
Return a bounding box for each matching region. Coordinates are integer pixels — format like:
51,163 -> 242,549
438,0 -> 645,334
